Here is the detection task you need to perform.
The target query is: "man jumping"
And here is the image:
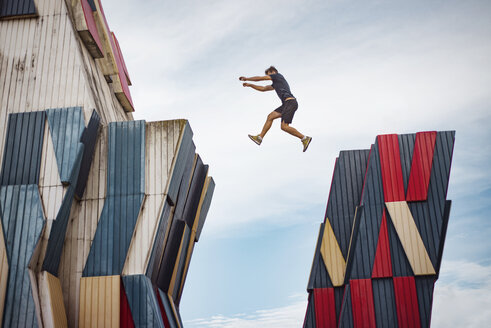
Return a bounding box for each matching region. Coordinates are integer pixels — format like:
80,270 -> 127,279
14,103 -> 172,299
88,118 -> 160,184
239,66 -> 312,152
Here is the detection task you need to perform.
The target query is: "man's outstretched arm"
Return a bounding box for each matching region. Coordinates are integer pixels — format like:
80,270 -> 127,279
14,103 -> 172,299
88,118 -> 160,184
239,75 -> 272,81
242,83 -> 274,92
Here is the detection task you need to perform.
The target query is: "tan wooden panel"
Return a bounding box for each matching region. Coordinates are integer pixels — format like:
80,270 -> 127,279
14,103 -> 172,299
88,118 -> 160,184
320,218 -> 346,287
39,271 -> 68,328
0,223 -> 8,328
385,201 -> 436,275
79,276 -> 120,328
168,226 -> 189,297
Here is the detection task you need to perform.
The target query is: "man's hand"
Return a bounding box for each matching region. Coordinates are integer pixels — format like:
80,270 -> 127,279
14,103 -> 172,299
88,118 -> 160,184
239,76 -> 247,81
243,83 -> 251,87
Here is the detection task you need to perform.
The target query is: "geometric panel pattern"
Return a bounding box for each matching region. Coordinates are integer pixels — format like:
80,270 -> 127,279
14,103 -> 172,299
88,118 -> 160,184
304,131 -> 455,327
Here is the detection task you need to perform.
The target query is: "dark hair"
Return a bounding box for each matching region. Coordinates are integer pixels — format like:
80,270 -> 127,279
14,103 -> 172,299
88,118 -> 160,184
265,66 -> 278,75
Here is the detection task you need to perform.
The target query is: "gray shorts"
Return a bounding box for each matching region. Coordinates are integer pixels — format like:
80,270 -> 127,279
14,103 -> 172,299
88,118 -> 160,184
274,99 -> 298,124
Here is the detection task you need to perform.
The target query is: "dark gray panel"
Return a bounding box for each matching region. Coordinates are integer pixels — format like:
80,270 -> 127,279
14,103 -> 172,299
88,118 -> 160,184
1,111 -> 45,186
360,143 -> 384,207
147,200 -> 172,284
338,285 -> 353,328
172,226 -> 192,305
195,177 -> 215,242
122,275 -> 164,328
326,150 -> 370,258
42,146 -> 84,275
0,185 -> 44,328
75,109 -> 101,199
182,156 -> 207,228
167,122 -> 194,206
303,292 -> 316,328
156,219 -> 186,291
415,276 -> 436,328
173,145 -> 196,221
46,107 -> 85,184
398,133 -> 416,193
0,0 -> 37,19
372,278 -> 398,328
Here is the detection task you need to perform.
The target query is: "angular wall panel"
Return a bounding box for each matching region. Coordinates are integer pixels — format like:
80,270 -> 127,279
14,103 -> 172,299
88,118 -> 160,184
320,219 -> 346,287
0,0 -> 37,19
0,185 -> 45,328
377,134 -> 405,202
313,288 -> 336,328
303,292 -> 316,328
406,132 -> 437,202
372,212 -> 393,278
350,279 -> 376,328
157,288 -> 181,328
393,276 -> 421,328
195,176 -> 215,242
0,218 -> 8,327
46,107 -> 86,184
39,271 -> 68,328
0,112 -> 46,186
372,278 -> 398,328
79,276 -> 120,328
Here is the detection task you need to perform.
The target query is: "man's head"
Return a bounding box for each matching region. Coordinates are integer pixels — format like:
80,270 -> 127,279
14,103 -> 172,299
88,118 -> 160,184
265,66 -> 278,75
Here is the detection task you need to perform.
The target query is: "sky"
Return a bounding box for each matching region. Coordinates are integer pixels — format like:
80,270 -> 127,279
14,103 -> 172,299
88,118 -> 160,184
102,0 -> 491,326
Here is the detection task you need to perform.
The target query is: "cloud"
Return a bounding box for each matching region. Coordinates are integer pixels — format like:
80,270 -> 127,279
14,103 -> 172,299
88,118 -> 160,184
184,294 -> 306,328
432,260 -> 491,327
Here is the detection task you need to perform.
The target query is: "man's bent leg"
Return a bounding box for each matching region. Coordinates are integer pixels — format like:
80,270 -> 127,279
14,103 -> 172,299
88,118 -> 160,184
281,121 -> 304,139
259,111 -> 282,138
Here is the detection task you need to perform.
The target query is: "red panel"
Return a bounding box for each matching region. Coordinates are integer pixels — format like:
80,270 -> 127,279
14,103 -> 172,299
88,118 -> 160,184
111,32 -> 134,108
155,287 -> 171,328
377,134 -> 405,202
393,277 -> 421,328
350,279 -> 376,328
120,280 -> 135,328
112,33 -> 132,85
314,288 -> 337,328
406,132 -> 437,201
372,212 -> 393,278
81,0 -> 103,52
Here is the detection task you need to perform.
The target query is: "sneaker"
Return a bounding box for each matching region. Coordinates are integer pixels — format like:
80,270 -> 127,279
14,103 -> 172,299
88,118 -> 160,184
302,136 -> 312,152
248,134 -> 262,145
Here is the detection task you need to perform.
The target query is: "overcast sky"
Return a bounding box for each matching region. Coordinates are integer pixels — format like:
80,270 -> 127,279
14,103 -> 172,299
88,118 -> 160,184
102,0 -> 491,326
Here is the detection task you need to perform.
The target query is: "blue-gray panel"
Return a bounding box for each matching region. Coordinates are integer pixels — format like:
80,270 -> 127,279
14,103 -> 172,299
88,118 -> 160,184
147,199 -> 172,284
75,110 -> 101,199
0,0 -> 36,18
307,223 -> 334,290
408,131 -> 455,269
42,146 -> 84,275
415,276 -> 436,328
167,122 -> 194,206
436,200 -> 452,277
122,275 -> 165,328
348,204 -> 383,279
325,150 -> 370,258
157,289 -> 179,328
398,133 -> 416,193
0,185 -> 44,328
182,156 -> 207,228
156,219 -> 186,292
195,177 -> 215,242
46,107 -> 85,184
372,278 -> 398,328
338,285 -> 353,328
83,194 -> 144,276
303,292 -> 316,328
87,0 -> 96,11
83,120 -> 145,276
171,226 -> 192,305
0,111 -> 45,186
386,208 -> 413,277
343,205 -> 363,285
106,121 -> 145,197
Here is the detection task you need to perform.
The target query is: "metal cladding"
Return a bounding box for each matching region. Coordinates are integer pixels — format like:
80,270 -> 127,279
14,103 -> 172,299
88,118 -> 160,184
0,0 -> 36,19
304,131 -> 455,328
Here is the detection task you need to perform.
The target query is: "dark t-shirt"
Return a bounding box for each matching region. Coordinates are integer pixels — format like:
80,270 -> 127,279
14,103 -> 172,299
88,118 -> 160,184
270,73 -> 294,103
